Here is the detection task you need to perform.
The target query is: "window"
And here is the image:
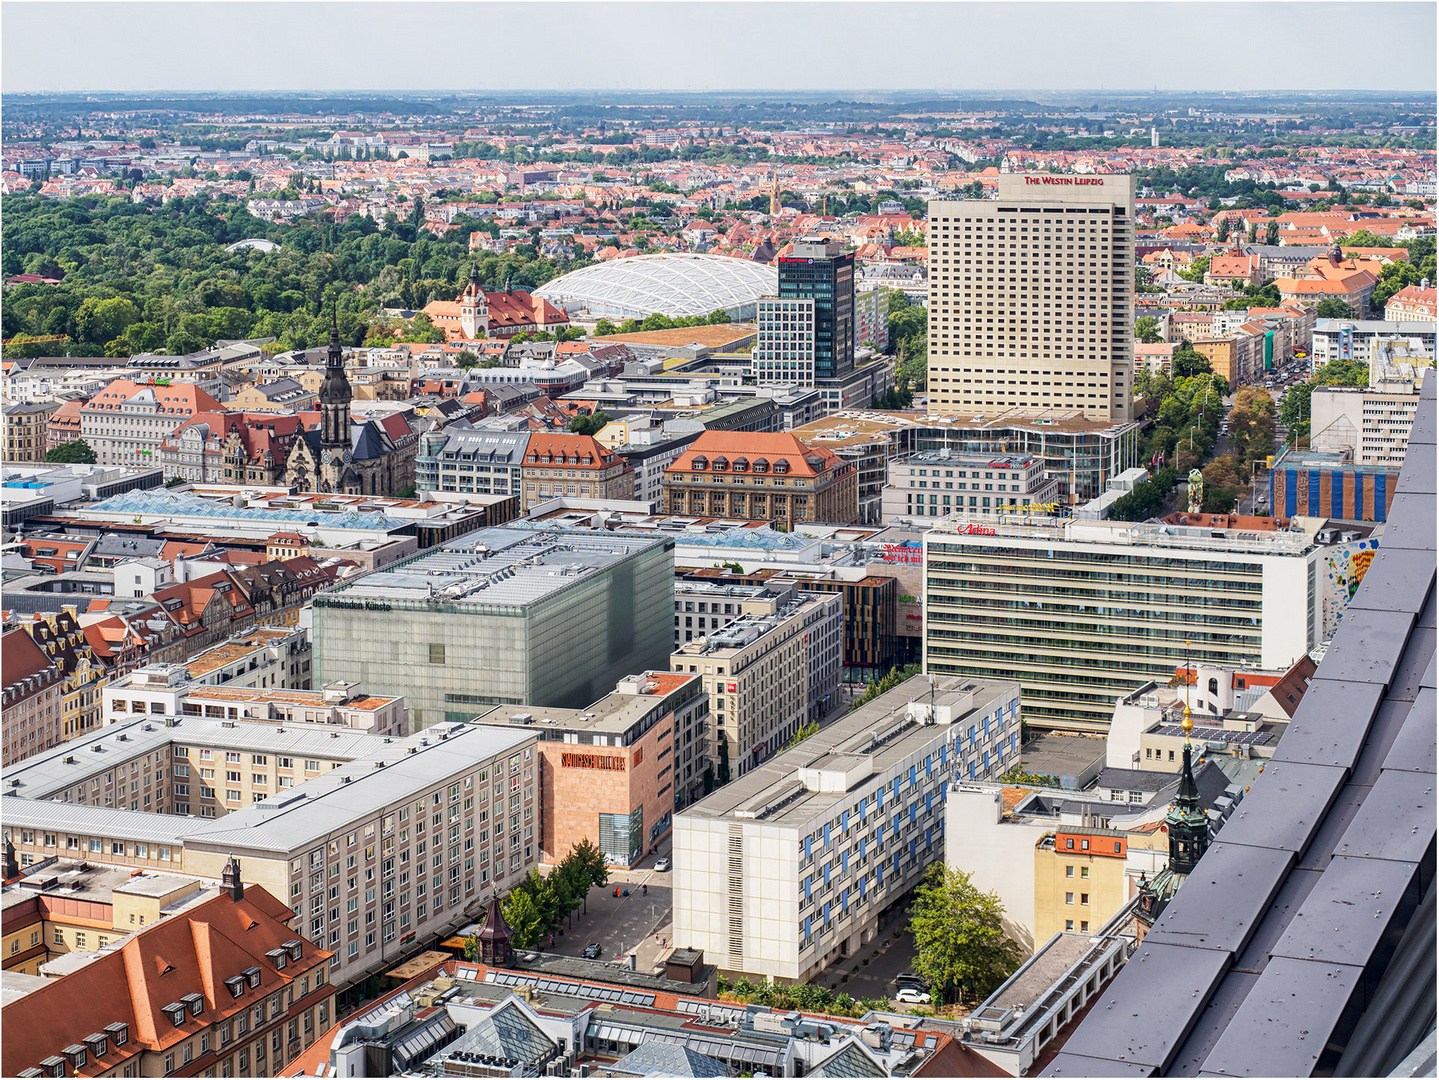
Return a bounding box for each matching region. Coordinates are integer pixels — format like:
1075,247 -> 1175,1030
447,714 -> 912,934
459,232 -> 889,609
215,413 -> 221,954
1065,865 -> 1074,878
429,644 -> 446,664
1065,892 -> 1074,905
1080,893 -> 1090,905
1080,867 -> 1089,878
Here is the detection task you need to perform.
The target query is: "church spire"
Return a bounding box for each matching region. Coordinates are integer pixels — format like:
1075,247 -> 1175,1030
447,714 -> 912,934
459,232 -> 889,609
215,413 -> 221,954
318,296 -> 352,456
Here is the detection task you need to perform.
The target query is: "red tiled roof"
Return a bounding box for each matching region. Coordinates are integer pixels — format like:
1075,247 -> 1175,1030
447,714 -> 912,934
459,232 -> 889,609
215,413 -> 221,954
667,431 -> 845,478
1,885 -> 333,1078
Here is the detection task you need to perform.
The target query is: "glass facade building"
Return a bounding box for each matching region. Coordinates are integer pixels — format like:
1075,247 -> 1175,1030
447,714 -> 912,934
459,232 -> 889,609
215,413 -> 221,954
312,529 -> 676,730
771,236 -> 855,383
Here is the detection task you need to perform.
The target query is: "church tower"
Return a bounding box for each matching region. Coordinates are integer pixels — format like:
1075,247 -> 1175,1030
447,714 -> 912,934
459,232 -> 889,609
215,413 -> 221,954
459,264 -> 489,340
1137,685 -> 1211,931
319,306 -> 352,458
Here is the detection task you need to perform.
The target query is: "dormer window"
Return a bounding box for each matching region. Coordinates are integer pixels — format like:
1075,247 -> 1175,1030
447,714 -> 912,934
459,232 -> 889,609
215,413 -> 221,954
104,1022 -> 129,1047
225,975 -> 246,998
691,455 -> 708,471
732,457 -> 748,473
163,1002 -> 186,1027
711,456 -> 728,471
83,1032 -> 108,1058
752,458 -> 769,473
283,939 -> 303,961
243,966 -> 262,988
182,992 -> 203,1017
39,1056 -> 66,1078
62,1047 -> 87,1071
774,459 -> 790,474
266,947 -> 288,970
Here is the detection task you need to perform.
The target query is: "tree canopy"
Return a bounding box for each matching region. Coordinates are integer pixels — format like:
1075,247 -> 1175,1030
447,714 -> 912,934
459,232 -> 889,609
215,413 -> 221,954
45,439 -> 97,464
908,864 -> 1023,1005
1,192 -> 582,357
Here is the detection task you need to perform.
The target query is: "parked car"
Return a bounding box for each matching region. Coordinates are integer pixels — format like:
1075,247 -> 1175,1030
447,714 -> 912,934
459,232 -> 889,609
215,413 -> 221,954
654,858 -> 671,872
895,986 -> 930,1005
582,942 -> 602,959
896,972 -> 929,989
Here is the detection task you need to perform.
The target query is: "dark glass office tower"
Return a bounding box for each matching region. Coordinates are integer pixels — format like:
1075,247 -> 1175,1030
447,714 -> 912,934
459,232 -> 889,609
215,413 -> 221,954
778,236 -> 855,381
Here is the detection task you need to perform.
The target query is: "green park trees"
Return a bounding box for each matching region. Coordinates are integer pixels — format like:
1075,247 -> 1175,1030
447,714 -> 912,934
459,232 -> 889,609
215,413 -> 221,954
1,192 -> 583,358
1134,315 -> 1163,344
1315,299 -> 1358,319
908,864 -> 1023,1006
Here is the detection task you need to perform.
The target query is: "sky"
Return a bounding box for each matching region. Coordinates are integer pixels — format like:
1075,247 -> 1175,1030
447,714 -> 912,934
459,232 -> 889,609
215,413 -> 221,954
2,1 -> 1435,96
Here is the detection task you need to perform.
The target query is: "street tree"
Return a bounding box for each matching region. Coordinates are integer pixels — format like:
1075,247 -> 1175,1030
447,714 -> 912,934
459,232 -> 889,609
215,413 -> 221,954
1135,315 -> 1163,344
1315,299 -> 1357,319
908,864 -> 1023,1005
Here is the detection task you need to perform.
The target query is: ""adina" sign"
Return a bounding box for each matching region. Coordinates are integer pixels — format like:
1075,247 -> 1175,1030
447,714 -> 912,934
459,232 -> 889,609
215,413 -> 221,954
960,524 -> 997,535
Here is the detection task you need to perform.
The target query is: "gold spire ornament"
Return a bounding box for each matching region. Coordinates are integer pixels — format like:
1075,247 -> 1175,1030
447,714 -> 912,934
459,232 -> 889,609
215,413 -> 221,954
1181,640 -> 1193,742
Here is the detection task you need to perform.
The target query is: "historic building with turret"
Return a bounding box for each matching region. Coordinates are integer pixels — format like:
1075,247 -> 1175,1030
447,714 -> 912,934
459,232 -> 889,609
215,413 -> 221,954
284,314 -> 419,495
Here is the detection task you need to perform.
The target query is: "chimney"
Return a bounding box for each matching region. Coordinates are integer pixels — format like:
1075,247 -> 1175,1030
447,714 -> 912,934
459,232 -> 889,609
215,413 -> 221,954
222,855 -> 244,901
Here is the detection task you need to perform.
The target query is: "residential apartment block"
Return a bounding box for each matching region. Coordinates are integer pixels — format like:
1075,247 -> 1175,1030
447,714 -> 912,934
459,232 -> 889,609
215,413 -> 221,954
2,718 -> 542,991
927,174 -> 1136,422
672,674 -> 1020,983
2,875 -> 336,1080
881,449 -> 1059,522
3,401 -> 59,463
414,428 -> 529,498
18,607 -> 107,742
671,586 -> 843,781
313,528 -> 675,728
472,671 -> 708,866
2,629 -> 65,765
923,515 -> 1322,733
663,431 -> 859,525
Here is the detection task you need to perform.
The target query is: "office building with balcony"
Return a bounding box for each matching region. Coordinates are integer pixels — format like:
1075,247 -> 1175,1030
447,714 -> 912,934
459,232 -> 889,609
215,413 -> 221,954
927,174 -> 1136,423
312,528 -> 675,729
923,515 -> 1322,733
672,674 -> 1020,983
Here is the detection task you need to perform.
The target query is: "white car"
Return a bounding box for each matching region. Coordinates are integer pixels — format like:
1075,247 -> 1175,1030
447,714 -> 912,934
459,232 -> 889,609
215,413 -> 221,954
895,986 -> 930,1005
653,858 -> 671,872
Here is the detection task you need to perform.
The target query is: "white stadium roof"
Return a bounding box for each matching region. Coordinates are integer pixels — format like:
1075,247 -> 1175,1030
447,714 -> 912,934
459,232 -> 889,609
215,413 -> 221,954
534,253 -> 778,321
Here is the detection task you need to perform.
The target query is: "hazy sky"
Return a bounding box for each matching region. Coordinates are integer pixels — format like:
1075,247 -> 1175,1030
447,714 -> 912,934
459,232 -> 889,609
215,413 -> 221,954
3,2 -> 1435,95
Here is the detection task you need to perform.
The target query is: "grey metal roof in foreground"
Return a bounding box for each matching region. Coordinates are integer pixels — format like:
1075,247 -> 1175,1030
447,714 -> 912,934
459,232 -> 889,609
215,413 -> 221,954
319,527 -> 670,610
1043,370 -> 1437,1079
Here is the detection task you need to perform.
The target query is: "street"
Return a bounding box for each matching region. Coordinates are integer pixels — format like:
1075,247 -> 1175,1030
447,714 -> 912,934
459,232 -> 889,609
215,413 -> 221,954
823,926 -> 924,1006
539,841 -> 676,974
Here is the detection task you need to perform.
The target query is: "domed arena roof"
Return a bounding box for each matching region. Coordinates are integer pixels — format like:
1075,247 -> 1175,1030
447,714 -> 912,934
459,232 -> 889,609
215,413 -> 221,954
534,253 -> 778,321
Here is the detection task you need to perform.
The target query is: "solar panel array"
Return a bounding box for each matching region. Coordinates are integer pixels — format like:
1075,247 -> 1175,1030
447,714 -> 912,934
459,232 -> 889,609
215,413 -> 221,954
1152,724 -> 1275,746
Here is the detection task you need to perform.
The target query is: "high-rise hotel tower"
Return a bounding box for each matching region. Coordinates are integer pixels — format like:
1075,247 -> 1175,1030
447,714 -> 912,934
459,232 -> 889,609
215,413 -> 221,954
927,174 -> 1135,422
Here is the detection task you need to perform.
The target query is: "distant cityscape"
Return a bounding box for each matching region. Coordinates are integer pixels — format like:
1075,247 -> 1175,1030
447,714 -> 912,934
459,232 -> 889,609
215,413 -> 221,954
1,75 -> 1435,1080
